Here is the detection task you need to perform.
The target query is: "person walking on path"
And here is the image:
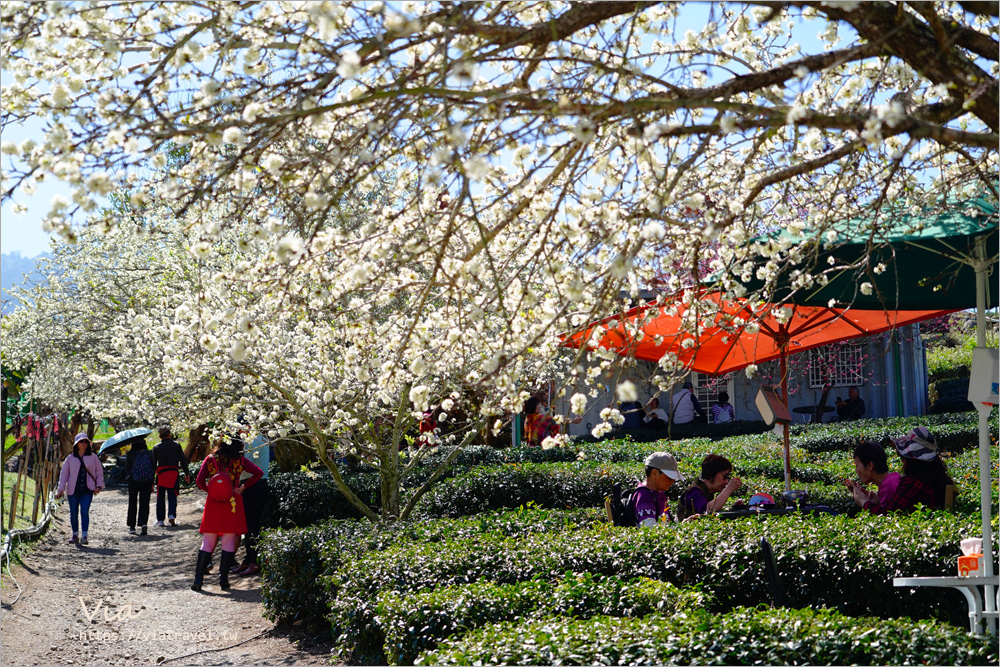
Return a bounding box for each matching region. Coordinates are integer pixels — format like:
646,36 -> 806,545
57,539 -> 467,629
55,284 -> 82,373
125,436 -> 155,535
55,433 -> 104,545
233,434 -> 270,577
191,437 -> 264,591
152,426 -> 190,527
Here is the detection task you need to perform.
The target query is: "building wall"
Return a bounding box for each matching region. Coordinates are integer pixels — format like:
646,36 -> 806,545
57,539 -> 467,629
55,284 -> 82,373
556,324 -> 927,435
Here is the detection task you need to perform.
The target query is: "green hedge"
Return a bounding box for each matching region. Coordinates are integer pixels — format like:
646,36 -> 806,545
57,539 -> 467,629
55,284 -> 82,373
417,606 -> 998,666
574,419 -> 772,444
258,507 -> 605,628
326,510 -> 997,660
788,412 -> 991,453
261,414 -> 991,527
930,377 -> 975,414
375,574 -> 711,665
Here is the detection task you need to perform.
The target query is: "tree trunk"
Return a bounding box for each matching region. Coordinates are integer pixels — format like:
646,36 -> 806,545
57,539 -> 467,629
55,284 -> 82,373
814,384 -> 833,424
271,435 -> 318,472
184,424 -> 210,462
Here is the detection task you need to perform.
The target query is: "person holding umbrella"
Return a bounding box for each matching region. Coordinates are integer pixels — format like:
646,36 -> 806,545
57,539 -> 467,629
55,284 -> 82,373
124,435 -> 155,535
190,436 -> 264,591
55,433 -> 104,545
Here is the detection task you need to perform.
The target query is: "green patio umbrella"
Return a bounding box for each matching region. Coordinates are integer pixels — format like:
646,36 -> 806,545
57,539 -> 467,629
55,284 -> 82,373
734,193 -> 998,604
736,195 -> 997,311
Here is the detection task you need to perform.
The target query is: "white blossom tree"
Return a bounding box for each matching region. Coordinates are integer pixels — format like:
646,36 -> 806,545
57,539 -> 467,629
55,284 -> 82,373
2,1 -> 997,520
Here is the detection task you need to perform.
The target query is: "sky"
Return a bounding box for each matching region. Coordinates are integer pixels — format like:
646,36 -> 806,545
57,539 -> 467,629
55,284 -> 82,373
0,3 -> 840,259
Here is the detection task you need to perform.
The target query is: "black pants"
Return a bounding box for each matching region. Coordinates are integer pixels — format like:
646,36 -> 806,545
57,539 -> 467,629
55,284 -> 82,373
241,479 -> 269,564
127,480 -> 153,529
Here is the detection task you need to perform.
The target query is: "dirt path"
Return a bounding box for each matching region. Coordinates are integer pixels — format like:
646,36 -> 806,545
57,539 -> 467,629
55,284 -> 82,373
1,485 -> 333,666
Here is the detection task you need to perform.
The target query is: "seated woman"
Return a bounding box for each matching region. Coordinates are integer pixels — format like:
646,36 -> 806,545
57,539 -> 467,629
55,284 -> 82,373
522,396 -> 581,447
676,454 -> 743,521
711,391 -> 735,423
643,397 -> 669,430
855,427 -> 954,514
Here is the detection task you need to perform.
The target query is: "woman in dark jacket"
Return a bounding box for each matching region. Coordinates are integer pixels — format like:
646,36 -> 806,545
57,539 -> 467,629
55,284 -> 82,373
124,437 -> 154,535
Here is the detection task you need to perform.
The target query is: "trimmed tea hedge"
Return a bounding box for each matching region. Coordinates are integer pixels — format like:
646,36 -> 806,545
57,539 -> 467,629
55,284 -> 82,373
375,574 -> 711,665
258,507 -> 605,628
325,510 -> 996,659
417,606 -> 998,666
261,413 -> 991,527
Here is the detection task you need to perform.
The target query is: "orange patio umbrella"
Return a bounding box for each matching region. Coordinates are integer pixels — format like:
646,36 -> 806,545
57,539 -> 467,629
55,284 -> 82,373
562,290 -> 955,489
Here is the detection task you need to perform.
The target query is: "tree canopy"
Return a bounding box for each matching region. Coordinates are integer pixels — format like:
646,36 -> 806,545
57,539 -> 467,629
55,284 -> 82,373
2,1 -> 997,519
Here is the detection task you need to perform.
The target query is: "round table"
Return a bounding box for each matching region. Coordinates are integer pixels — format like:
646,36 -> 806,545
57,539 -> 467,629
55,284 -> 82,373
792,405 -> 836,414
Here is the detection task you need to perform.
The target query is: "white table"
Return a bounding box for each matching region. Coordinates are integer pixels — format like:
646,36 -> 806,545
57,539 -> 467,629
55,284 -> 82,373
893,575 -> 998,635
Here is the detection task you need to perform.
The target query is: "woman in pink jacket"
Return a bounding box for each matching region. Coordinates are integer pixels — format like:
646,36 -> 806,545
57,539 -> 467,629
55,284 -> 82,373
56,433 -> 105,545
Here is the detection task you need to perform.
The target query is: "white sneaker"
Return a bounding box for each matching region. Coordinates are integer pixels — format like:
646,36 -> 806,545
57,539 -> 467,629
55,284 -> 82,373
155,521 -> 165,527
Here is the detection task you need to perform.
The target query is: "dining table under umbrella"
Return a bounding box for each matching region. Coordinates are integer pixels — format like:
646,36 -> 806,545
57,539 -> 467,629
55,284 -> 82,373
562,289 -> 954,491
734,194 -> 999,603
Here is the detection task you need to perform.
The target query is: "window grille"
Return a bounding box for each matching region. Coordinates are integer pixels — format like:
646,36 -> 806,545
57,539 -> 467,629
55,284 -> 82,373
808,344 -> 864,388
691,373 -> 735,423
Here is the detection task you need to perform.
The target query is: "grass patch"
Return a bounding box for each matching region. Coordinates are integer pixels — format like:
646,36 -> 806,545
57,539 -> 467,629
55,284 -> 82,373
1,470 -> 38,533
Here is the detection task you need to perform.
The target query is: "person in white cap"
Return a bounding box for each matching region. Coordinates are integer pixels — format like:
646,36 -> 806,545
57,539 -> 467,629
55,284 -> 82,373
857,427 -> 954,514
633,452 -> 684,527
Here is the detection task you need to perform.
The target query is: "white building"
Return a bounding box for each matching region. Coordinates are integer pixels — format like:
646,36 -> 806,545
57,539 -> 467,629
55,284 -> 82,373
556,325 -> 928,435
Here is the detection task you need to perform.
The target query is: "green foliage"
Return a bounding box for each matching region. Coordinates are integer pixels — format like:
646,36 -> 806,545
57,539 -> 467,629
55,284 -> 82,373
929,377 -> 975,414
417,606 -> 999,666
261,412 -> 992,527
258,507 -> 605,628
326,510 -> 996,662
927,342 -> 974,381
788,412 -> 989,453
574,419 -> 773,444
376,574 -> 712,665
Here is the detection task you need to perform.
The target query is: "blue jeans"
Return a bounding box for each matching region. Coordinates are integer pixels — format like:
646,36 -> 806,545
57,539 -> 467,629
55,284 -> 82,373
156,485 -> 177,521
67,492 -> 93,535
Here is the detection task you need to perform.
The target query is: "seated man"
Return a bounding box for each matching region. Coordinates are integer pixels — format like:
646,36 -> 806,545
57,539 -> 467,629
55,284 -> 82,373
633,452 -> 684,527
619,400 -> 644,431
835,387 -> 865,421
676,454 -> 743,521
671,381 -> 707,424
846,441 -> 900,509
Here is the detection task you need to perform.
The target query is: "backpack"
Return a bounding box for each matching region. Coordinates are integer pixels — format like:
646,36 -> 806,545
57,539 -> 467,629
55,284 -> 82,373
131,450 -> 154,483
207,472 -> 234,502
606,482 -> 638,527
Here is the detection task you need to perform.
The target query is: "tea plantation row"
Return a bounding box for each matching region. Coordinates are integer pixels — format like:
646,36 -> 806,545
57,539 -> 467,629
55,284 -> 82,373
259,507 -> 998,664
263,411 -> 995,528
257,412 -> 997,665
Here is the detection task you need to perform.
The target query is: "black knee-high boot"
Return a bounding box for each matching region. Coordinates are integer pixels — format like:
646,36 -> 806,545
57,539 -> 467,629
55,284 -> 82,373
191,550 -> 212,591
219,550 -> 235,591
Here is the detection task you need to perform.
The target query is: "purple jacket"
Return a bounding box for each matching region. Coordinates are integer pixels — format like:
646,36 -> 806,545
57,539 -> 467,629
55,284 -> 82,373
58,453 -> 105,496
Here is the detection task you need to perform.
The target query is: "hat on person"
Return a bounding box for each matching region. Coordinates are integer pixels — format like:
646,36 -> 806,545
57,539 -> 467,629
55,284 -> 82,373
891,426 -> 938,461
74,433 -> 91,445
644,451 -> 685,480
682,381 -> 694,390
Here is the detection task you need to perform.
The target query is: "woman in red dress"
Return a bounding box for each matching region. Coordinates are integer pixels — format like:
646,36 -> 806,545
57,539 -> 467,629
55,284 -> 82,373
190,437 -> 263,591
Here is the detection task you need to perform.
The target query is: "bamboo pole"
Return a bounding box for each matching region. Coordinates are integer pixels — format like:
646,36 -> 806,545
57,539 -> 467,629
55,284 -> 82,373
19,439 -> 31,516
8,442 -> 27,529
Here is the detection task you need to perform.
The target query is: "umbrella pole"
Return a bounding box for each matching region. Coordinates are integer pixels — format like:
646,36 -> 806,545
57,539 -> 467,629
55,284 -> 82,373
781,350 -> 791,493
974,255 -> 995,615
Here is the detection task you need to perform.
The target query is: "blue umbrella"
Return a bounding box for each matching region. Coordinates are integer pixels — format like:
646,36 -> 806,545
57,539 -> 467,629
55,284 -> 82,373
98,427 -> 152,454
